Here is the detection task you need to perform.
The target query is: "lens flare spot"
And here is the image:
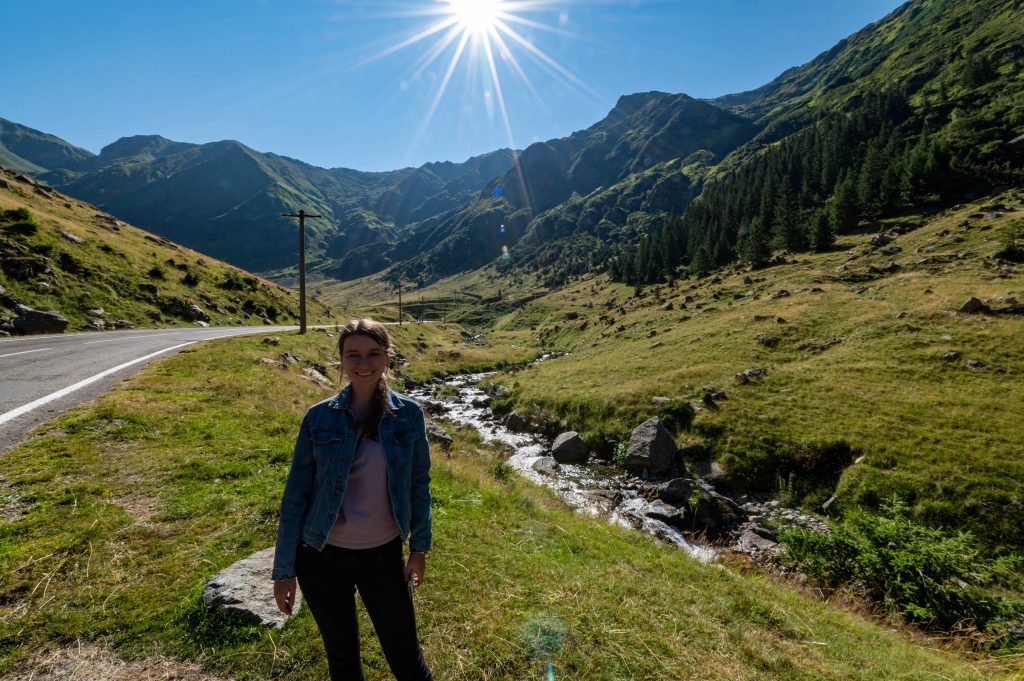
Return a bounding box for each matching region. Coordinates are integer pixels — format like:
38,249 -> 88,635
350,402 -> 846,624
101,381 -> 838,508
493,186 -> 504,197
499,224 -> 506,233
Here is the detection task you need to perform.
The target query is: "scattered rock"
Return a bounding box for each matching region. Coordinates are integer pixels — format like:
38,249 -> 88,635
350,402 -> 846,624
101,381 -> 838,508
942,350 -> 962,362
303,367 -> 332,385
203,547 -> 300,628
734,367 -> 769,385
623,417 -> 676,476
767,290 -> 791,301
34,187 -> 55,200
162,296 -> 211,322
197,258 -> 208,267
752,314 -> 775,322
114,319 -> 134,329
280,352 -> 299,364
649,341 -> 663,349
871,233 -> 893,247
737,530 -> 778,552
661,300 -> 674,311
551,431 -> 588,464
59,231 -> 84,244
755,333 -> 778,347
959,297 -> 989,314
868,261 -> 899,275
262,337 -> 281,346
82,319 -> 105,331
651,395 -> 672,404
895,311 -> 908,319
966,359 -> 986,371
742,276 -> 754,285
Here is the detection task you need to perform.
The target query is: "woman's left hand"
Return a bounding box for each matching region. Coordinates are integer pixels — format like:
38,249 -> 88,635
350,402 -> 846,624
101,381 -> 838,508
405,551 -> 426,587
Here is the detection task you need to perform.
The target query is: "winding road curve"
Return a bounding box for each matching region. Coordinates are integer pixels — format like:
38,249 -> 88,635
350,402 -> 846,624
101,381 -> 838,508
0,325 -> 296,453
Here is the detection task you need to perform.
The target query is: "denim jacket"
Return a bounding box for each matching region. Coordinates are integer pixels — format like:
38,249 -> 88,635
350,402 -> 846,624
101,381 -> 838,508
272,384 -> 432,580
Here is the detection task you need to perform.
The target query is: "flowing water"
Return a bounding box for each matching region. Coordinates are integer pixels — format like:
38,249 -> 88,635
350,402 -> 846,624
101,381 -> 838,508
410,371 -> 716,562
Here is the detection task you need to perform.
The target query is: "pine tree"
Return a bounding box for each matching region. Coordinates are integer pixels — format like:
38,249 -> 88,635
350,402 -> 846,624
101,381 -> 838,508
830,171 -> 860,234
808,207 -> 834,252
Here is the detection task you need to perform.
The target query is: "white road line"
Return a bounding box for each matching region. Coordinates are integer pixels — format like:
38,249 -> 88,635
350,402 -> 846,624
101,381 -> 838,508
83,333 -> 173,345
0,341 -> 197,426
0,347 -> 54,359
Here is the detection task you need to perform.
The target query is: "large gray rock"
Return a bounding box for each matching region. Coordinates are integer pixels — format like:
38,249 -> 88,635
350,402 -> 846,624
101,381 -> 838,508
163,296 -> 211,322
504,411 -> 532,433
623,417 -> 676,476
11,305 -> 68,334
202,547 -> 301,628
959,297 -> 989,314
551,431 -> 587,464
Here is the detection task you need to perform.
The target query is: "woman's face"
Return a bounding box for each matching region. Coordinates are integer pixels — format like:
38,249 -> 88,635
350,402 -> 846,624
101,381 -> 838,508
341,334 -> 388,388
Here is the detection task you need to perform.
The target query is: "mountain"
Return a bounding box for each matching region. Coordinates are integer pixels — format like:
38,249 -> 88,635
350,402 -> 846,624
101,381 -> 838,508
0,117 -> 95,175
0,167 -> 334,332
386,92 -> 759,285
29,135 -> 517,274
618,0 -> 1024,285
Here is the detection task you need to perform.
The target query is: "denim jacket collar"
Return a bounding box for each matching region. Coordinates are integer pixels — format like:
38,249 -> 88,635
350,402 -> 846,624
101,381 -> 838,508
326,383 -> 405,413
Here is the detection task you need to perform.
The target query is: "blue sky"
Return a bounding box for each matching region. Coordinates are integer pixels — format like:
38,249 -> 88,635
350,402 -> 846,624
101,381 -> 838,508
2,0 -> 904,172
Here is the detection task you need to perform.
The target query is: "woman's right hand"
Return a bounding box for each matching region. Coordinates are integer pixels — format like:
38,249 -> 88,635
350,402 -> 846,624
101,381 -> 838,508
274,578 -> 297,616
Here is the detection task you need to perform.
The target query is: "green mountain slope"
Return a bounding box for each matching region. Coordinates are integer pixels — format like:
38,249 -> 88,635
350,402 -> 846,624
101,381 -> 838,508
28,133 -> 516,274
0,167 -> 334,331
0,117 -> 95,175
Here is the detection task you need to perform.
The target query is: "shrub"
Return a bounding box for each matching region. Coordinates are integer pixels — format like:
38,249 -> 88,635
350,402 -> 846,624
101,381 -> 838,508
181,271 -> 200,287
780,498 -> 1023,641
147,265 -> 166,280
720,436 -> 857,505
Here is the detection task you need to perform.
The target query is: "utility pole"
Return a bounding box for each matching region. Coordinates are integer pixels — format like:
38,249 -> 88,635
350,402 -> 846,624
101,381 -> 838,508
282,209 -> 321,334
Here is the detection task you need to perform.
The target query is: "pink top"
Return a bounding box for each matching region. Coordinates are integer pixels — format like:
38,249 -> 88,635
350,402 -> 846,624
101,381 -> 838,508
326,436 -> 401,549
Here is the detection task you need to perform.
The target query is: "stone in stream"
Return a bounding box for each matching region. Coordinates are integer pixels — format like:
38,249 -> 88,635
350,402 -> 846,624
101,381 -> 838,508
645,500 -> 687,527
504,411 -> 532,433
531,457 -> 559,476
202,547 -> 301,627
656,478 -> 696,504
550,431 -> 588,464
623,417 -> 676,476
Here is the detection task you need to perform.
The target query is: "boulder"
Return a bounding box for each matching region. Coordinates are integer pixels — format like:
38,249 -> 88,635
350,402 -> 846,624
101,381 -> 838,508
531,456 -> 559,476
551,431 -> 588,464
82,319 -> 105,331
942,350 -> 962,362
870,233 -> 893,247
645,500 -> 686,527
504,411 -> 532,433
60,231 -> 85,244
426,421 -> 453,452
262,337 -> 281,346
623,417 -> 676,476
11,305 -> 68,334
959,297 -> 989,314
203,547 -> 301,628
114,319 -> 134,329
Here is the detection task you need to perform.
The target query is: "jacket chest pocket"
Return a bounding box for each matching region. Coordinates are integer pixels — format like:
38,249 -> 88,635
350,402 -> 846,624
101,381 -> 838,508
311,431 -> 349,469
387,429 -> 415,464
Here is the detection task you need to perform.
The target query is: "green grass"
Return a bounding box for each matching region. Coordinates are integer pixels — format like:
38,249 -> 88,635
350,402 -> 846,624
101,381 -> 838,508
1,331 -> 1017,679
435,191 -> 1024,554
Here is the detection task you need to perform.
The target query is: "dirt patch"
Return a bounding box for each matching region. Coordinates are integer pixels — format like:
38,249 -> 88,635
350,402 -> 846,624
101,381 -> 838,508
0,480 -> 26,524
6,643 -> 234,681
108,494 -> 161,523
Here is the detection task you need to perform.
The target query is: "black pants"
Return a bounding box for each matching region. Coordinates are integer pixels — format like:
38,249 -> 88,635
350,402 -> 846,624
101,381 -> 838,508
296,538 -> 433,681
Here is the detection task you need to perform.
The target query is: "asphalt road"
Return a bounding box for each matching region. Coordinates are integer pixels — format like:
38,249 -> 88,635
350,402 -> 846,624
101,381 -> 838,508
0,325 -> 297,453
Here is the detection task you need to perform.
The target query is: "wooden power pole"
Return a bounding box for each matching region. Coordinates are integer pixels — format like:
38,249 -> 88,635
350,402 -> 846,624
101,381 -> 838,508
282,209 -> 321,334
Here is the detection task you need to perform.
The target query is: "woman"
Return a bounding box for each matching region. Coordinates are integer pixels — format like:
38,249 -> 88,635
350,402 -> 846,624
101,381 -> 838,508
272,318 -> 433,681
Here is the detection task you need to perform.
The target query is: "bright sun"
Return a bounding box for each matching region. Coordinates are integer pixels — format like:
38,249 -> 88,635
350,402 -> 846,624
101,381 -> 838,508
447,0 -> 503,35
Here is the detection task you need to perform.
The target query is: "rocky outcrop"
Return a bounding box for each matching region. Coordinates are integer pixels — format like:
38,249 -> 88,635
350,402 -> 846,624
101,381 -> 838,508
11,304 -> 68,334
623,417 -> 676,476
202,547 -> 300,628
551,431 -> 588,464
426,421 -> 453,452
162,296 -> 210,322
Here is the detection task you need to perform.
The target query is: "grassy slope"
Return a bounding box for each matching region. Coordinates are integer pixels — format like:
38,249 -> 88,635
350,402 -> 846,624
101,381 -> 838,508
0,168 -> 336,330
441,191 -> 1024,553
1,329 -> 1016,679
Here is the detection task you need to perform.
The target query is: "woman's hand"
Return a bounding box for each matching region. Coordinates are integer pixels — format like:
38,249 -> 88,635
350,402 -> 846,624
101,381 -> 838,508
274,578 -> 298,616
405,552 -> 426,588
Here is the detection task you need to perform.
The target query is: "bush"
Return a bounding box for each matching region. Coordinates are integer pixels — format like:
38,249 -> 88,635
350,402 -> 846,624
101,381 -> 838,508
720,436 -> 857,505
147,265 -> 166,280
181,271 -> 200,287
780,498 -> 1023,641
